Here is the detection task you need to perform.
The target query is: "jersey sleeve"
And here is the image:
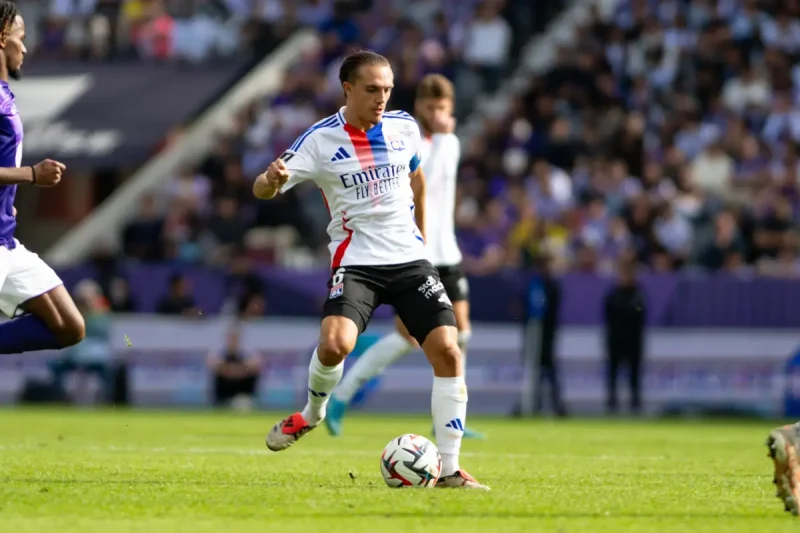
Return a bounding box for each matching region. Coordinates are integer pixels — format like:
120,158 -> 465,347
277,132 -> 320,193
409,126 -> 423,173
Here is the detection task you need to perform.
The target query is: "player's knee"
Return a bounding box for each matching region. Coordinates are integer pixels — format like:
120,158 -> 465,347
421,326 -> 462,377
54,314 -> 86,347
318,334 -> 355,365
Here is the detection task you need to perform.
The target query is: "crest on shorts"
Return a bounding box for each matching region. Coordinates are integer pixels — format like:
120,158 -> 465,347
329,283 -> 343,299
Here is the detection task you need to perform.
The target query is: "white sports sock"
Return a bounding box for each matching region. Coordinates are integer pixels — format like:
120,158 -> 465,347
333,332 -> 415,403
457,329 -> 472,373
431,376 -> 468,477
300,348 -> 344,425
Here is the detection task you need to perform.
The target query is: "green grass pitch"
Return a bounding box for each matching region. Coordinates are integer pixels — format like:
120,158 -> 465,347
0,408 -> 796,532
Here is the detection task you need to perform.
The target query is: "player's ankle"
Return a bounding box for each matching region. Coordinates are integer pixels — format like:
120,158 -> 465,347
440,452 -> 459,477
301,406 -> 325,426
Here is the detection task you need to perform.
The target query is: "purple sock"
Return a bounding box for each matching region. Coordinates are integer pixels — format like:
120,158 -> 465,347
0,313 -> 61,354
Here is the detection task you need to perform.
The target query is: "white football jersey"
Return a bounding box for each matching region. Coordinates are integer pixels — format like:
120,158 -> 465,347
420,133 -> 462,267
279,108 -> 426,267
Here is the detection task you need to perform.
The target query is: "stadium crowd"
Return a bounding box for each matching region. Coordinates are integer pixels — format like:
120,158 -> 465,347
18,0 -> 296,62
118,0 -> 800,287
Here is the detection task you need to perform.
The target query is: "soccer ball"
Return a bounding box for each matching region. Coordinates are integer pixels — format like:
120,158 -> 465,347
380,434 -> 442,488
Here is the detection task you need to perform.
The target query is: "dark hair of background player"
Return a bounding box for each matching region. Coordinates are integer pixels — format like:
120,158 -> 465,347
338,50 -> 390,87
0,1 -> 17,42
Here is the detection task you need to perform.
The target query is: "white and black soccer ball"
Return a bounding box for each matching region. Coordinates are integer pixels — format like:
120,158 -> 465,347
380,434 -> 442,488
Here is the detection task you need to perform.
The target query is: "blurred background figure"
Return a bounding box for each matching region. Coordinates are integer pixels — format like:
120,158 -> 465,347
603,258 -> 647,415
518,255 -> 566,417
49,279 -> 113,404
206,325 -> 261,411
156,273 -> 199,316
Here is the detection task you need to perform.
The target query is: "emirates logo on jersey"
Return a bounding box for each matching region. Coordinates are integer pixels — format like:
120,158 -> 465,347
339,163 -> 407,203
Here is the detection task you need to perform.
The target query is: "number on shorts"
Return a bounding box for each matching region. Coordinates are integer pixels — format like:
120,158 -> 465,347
331,267 -> 346,286
279,151 -> 295,163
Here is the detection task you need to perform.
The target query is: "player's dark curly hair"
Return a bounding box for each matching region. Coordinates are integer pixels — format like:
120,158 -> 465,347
0,1 -> 17,42
338,50 -> 390,86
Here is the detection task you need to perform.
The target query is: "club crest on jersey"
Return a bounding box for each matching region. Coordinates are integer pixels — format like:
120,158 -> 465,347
387,135 -> 406,151
329,283 -> 343,299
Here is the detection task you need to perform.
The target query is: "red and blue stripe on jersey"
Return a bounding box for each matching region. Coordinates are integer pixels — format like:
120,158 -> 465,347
332,122 -> 390,268
343,121 -> 391,169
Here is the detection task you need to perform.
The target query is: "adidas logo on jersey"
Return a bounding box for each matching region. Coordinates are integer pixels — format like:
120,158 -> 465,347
330,147 -> 351,161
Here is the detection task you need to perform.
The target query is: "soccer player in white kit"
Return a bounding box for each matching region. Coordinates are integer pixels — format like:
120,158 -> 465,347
253,51 -> 489,489
323,74 -> 484,440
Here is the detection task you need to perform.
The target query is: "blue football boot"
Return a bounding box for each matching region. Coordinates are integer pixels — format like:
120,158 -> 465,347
324,396 -> 347,437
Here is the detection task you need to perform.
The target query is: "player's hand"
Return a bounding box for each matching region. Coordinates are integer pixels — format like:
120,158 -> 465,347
430,111 -> 456,134
32,159 -> 66,187
265,158 -> 290,189
11,206 -> 16,217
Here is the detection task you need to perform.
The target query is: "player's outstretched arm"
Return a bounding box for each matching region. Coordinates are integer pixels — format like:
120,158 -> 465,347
0,159 -> 65,186
410,166 -> 427,243
0,166 -> 34,185
253,159 -> 290,200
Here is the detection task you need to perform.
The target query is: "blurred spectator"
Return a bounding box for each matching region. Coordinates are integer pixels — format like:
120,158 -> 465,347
207,326 -> 261,410
156,273 -> 199,315
457,0 -> 512,96
206,196 -> 248,263
121,194 -> 164,261
753,196 -> 797,262
527,255 -> 566,417
49,280 -> 113,403
690,140 -> 734,201
722,63 -> 770,114
107,277 -> 137,313
653,202 -> 693,267
223,253 -> 268,317
135,1 -> 175,61
603,259 -> 646,415
695,211 -> 747,271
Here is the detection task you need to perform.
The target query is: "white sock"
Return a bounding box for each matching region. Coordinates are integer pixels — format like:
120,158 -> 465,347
431,375 -> 467,477
333,332 -> 415,403
457,329 -> 472,374
300,348 -> 344,425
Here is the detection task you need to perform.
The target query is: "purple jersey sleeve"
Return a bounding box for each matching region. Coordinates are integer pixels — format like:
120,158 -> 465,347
0,81 -> 24,248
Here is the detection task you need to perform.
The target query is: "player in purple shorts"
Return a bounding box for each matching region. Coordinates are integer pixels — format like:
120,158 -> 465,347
0,1 -> 85,354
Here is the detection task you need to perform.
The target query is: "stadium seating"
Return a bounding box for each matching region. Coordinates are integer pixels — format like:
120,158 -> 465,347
21,0 -> 257,63
460,0 -> 800,278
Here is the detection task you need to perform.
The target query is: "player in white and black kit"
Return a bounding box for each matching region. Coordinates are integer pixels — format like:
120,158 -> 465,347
253,52 -> 488,489
322,74 -> 484,440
